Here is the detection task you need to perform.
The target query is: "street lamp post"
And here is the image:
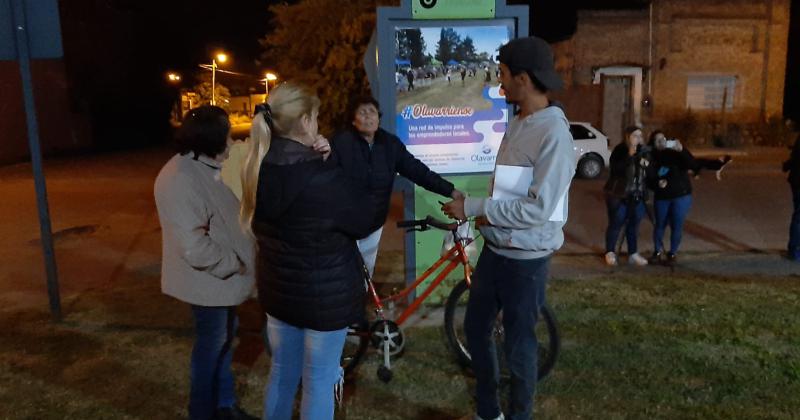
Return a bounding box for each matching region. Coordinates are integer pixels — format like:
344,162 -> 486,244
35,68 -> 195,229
264,72 -> 278,97
166,72 -> 183,121
211,52 -> 228,106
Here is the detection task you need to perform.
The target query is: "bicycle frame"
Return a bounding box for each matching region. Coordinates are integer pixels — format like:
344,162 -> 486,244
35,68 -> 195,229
364,224 -> 476,327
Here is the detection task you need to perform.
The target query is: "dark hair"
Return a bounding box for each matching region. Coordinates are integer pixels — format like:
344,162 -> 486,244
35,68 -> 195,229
507,66 -> 548,94
348,95 -> 382,122
648,129 -> 664,146
622,125 -> 643,147
176,105 -> 230,159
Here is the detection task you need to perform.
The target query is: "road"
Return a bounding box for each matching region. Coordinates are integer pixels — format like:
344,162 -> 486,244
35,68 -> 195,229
0,146 -> 796,316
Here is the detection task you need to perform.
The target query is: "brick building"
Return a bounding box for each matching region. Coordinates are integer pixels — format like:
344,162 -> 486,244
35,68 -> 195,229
554,0 -> 791,146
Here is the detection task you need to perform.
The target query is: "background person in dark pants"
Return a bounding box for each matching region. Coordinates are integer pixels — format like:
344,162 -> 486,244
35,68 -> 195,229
406,70 -> 415,91
783,135 -> 800,261
442,36 -> 575,420
602,126 -> 650,267
154,106 -> 257,420
647,132 -> 699,265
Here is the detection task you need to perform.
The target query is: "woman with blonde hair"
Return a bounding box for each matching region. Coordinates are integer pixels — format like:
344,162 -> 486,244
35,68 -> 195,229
240,82 -> 374,420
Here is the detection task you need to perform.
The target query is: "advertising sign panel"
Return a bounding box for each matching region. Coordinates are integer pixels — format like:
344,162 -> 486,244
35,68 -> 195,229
393,22 -> 512,174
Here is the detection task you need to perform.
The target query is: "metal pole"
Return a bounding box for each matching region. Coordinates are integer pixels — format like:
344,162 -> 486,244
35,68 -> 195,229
211,59 -> 216,106
265,79 -> 268,97
10,0 -> 62,321
648,1 -> 653,95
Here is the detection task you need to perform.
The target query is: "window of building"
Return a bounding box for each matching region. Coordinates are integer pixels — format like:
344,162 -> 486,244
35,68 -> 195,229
686,75 -> 736,110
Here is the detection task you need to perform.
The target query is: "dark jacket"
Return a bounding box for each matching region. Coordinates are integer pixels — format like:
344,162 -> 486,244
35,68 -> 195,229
604,143 -> 650,201
253,136 -> 375,331
331,127 -> 455,232
648,148 -> 699,200
783,136 -> 800,189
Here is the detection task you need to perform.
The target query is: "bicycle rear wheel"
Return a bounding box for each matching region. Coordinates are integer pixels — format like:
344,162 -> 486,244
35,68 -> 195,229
443,279 -> 560,381
342,320 -> 370,376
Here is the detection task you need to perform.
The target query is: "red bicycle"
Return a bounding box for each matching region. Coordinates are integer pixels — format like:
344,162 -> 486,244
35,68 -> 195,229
341,216 -> 560,383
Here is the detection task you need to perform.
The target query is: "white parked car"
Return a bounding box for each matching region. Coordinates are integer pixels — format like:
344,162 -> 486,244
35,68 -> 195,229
570,122 -> 611,179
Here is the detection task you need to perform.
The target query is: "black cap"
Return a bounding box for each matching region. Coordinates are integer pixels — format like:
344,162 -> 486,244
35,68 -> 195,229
497,36 -> 563,91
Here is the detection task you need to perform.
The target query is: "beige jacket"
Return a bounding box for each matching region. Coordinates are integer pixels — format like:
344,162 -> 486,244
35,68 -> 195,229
154,153 -> 255,306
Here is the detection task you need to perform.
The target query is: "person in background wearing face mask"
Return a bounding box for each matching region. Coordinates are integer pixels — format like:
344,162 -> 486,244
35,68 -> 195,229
603,126 -> 651,267
239,83 -> 375,420
330,96 -> 463,277
154,105 -> 258,420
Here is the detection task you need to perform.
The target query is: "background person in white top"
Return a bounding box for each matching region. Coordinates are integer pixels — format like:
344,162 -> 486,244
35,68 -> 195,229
442,37 -> 576,420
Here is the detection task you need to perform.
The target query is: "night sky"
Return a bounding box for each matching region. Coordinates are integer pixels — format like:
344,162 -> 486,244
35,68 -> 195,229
56,0 -> 797,149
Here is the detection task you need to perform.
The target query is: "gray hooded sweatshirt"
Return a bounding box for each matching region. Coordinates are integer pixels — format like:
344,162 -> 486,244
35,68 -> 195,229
464,105 -> 576,259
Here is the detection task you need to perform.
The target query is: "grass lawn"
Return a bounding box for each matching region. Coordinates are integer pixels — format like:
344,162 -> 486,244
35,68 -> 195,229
1,272 -> 798,419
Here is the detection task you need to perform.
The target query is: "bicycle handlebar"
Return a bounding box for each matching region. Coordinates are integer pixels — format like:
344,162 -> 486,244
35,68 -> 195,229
396,216 -> 458,231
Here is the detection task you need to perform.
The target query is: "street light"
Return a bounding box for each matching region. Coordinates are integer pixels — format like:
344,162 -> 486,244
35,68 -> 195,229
166,72 -> 181,83
263,72 -> 278,97
211,52 -> 229,106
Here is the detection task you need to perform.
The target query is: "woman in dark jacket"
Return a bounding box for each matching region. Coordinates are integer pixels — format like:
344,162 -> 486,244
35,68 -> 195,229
783,135 -> 800,261
603,126 -> 650,266
240,83 -> 374,420
330,96 -> 462,276
647,131 -> 700,264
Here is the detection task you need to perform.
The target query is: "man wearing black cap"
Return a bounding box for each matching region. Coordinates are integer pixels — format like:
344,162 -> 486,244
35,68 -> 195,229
443,36 -> 576,420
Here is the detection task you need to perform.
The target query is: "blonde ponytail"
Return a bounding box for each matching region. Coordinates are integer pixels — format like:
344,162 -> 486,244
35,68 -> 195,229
239,82 -> 320,236
240,113 -> 271,236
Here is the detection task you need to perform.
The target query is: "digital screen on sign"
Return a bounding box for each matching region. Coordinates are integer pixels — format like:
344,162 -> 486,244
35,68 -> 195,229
394,22 -> 512,174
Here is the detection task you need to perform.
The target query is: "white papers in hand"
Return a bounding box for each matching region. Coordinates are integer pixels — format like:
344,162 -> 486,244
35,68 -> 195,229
491,164 -> 567,222
492,165 -> 532,200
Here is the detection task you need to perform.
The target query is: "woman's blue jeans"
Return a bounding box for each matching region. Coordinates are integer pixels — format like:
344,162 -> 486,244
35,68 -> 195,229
189,305 -> 237,420
653,194 -> 693,254
263,316 -> 347,420
605,196 -> 646,254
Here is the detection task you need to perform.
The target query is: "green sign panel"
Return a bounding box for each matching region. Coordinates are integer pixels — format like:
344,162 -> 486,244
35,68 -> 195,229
413,174 -> 491,303
412,0 -> 495,20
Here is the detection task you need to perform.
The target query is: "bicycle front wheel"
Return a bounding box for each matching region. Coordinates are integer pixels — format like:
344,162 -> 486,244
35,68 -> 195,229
443,279 -> 560,381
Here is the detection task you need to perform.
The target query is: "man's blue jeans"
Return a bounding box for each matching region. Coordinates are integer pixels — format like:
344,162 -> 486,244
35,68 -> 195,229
465,247 -> 549,420
653,194 -> 693,254
189,305 -> 237,420
605,196 -> 646,254
788,188 -> 800,259
263,316 -> 347,420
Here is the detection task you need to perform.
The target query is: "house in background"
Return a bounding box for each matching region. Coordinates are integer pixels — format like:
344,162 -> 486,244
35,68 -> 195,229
553,0 -> 790,146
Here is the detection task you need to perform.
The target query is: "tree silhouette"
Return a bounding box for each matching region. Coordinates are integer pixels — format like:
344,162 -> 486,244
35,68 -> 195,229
435,27 -> 461,64
192,73 -> 231,110
406,29 -> 427,67
259,0 -> 382,133
455,35 -> 477,62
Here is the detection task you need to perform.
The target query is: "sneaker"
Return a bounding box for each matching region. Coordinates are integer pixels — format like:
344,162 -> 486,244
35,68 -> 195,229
716,155 -> 732,180
648,251 -> 663,265
629,253 -> 648,266
468,414 -> 505,420
604,251 -> 618,266
214,406 -> 258,420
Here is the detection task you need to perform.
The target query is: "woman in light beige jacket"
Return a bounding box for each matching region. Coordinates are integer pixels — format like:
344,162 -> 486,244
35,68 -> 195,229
154,105 -> 257,420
